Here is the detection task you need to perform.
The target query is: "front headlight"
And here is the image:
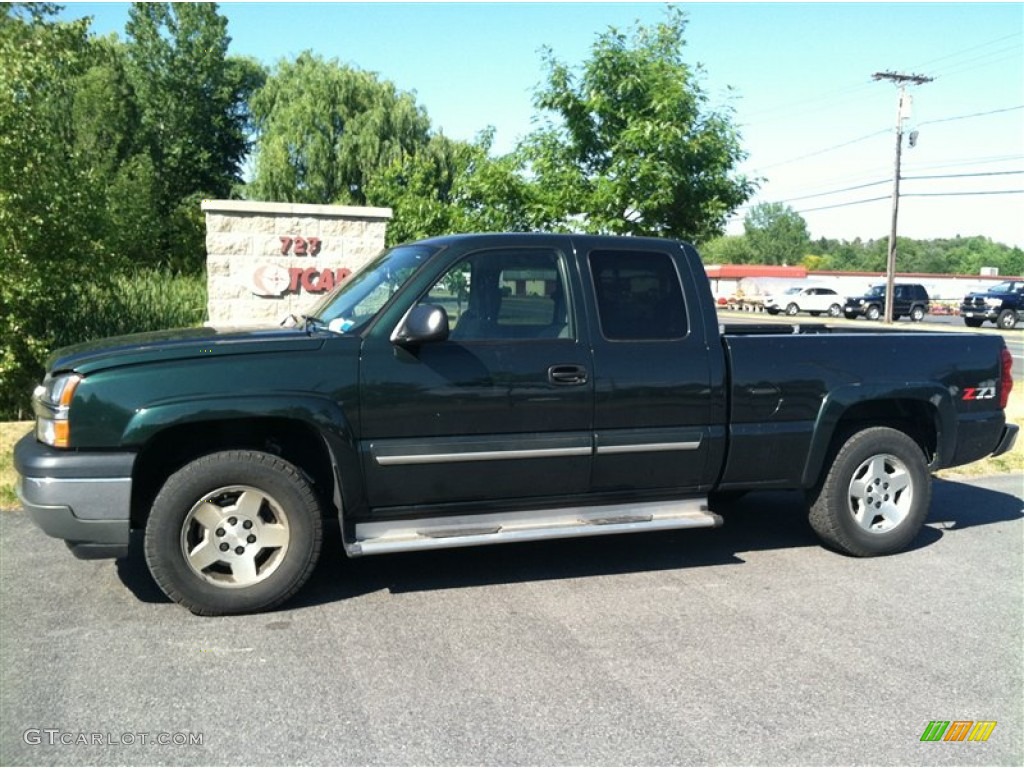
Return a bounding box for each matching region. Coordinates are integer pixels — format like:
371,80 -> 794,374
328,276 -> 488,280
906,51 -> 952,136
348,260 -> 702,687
33,373 -> 81,448
984,297 -> 1003,308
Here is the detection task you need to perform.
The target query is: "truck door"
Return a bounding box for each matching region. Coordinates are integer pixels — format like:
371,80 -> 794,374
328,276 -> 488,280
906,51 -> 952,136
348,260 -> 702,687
576,239 -> 722,493
358,242 -> 594,511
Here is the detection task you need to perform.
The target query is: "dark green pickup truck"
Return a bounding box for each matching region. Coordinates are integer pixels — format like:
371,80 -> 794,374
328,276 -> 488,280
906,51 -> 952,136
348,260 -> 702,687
15,233 -> 1018,615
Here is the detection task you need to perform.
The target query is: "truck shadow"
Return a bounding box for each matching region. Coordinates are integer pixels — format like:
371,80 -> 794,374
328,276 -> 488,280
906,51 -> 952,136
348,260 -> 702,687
115,478 -> 1022,609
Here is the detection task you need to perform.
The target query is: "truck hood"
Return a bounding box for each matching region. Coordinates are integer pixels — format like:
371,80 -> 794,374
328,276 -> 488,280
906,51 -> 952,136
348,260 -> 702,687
47,326 -> 328,375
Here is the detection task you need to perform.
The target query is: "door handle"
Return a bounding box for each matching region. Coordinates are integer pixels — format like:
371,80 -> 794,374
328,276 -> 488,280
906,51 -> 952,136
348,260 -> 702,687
548,364 -> 588,385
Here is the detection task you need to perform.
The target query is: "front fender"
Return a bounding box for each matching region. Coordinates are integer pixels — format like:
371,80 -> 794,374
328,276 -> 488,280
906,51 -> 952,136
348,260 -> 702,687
800,383 -> 956,487
122,393 -> 363,521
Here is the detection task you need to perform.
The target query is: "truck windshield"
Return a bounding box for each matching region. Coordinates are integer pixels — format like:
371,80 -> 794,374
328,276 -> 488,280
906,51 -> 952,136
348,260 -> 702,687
305,243 -> 440,333
867,286 -> 886,297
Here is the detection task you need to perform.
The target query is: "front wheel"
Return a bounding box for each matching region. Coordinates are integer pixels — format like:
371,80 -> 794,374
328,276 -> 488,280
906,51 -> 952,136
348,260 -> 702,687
786,303 -> 800,316
807,427 -> 931,557
866,304 -> 882,321
828,304 -> 842,318
997,309 -> 1018,330
144,451 -> 323,616
963,317 -> 984,328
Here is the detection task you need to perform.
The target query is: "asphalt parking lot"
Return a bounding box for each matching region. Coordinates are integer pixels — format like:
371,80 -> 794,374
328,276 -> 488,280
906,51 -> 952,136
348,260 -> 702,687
1,475 -> 1021,766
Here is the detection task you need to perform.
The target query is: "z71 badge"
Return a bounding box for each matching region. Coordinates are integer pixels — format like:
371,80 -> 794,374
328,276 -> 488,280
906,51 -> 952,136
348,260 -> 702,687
962,386 -> 997,400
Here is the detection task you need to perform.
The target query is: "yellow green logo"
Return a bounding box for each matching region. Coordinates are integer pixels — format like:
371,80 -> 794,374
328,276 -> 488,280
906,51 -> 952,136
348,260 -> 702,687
920,721 -> 997,742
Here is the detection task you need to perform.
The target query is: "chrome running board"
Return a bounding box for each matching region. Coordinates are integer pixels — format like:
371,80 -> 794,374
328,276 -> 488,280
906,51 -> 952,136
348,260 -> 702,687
347,498 -> 720,556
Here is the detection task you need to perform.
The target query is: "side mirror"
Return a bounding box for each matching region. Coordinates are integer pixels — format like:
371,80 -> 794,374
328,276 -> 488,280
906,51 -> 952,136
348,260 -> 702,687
393,304 -> 449,346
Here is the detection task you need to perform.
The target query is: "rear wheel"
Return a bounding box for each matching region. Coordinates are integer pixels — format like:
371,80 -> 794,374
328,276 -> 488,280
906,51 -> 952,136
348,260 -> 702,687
910,305 -> 926,322
997,309 -> 1018,330
144,450 -> 323,616
807,427 -> 930,557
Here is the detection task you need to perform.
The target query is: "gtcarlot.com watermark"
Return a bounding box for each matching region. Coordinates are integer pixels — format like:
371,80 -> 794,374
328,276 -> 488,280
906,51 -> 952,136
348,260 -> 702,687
23,729 -> 203,747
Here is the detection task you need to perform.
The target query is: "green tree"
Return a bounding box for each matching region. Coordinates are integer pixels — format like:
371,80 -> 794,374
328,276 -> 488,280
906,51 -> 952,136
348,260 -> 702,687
743,202 -> 810,265
366,129 -> 539,245
0,8 -> 115,416
249,51 -> 430,206
698,235 -> 754,264
124,2 -> 263,270
520,8 -> 755,241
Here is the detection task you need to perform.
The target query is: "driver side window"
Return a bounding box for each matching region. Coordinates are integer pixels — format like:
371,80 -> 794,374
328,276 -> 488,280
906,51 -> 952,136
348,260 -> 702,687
419,249 -> 573,341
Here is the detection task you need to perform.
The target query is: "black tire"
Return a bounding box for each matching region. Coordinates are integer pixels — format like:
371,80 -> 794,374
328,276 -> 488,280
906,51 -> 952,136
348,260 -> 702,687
997,309 -> 1018,330
910,305 -> 926,322
865,304 -> 882,321
963,317 -> 984,328
144,450 -> 323,616
828,304 -> 842,318
807,427 -> 931,557
786,303 -> 800,316
843,311 -> 858,320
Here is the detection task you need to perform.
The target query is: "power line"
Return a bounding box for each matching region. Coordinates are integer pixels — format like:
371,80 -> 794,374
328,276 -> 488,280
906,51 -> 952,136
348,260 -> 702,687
743,170 -> 1022,211
794,196 -> 889,214
909,32 -> 1022,70
903,190 -> 1023,198
750,129 -> 890,172
902,170 -> 1024,181
917,105 -> 1023,127
781,178 -> 890,203
904,154 -> 1023,172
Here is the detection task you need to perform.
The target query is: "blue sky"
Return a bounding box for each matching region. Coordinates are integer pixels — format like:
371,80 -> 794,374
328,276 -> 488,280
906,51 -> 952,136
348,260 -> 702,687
60,2 -> 1024,248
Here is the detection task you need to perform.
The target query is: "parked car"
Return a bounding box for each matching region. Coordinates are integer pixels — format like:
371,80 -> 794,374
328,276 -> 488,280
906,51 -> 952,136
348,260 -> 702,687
960,280 -> 1023,330
15,234 -> 1016,615
843,283 -> 930,321
764,286 -> 843,317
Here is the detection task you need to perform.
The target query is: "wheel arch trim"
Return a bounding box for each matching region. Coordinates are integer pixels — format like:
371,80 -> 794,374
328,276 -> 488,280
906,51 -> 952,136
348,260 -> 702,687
123,395 -> 362,529
800,383 -> 955,487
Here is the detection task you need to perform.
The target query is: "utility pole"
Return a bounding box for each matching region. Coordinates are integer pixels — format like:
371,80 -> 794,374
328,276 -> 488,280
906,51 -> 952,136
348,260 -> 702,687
872,71 -> 933,324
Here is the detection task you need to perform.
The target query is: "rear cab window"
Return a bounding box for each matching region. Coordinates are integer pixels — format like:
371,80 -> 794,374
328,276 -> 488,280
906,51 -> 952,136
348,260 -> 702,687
588,250 -> 688,340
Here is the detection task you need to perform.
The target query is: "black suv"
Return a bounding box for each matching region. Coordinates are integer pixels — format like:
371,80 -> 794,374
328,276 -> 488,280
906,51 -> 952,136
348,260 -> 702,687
960,280 -> 1023,330
843,283 -> 930,321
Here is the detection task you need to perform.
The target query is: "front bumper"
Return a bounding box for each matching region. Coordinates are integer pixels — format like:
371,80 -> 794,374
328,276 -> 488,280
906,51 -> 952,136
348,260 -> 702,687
959,305 -> 999,321
13,434 -> 136,559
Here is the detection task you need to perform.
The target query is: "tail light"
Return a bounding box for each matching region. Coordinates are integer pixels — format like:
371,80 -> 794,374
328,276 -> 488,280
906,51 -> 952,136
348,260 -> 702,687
999,346 -> 1013,410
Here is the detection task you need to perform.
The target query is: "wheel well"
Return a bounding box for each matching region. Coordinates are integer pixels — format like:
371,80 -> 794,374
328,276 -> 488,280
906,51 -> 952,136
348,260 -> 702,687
831,399 -> 938,464
130,418 -> 337,529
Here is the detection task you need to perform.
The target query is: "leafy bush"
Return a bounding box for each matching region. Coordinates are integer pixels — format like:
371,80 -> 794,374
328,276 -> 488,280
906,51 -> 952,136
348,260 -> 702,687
55,270 -> 207,348
1,270 -> 207,419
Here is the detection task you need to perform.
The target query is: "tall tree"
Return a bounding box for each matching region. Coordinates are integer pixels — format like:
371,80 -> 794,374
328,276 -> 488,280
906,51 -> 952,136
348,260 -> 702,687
249,52 -> 430,206
366,128 -> 537,245
124,2 -> 263,270
521,8 -> 755,241
0,8 -> 114,415
743,202 -> 810,265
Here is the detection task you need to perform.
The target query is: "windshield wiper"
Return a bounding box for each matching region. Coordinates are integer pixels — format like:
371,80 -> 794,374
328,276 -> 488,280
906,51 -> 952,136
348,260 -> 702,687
301,314 -> 325,334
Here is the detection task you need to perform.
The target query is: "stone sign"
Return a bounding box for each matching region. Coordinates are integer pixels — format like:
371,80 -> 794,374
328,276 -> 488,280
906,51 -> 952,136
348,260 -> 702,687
202,199 -> 392,326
